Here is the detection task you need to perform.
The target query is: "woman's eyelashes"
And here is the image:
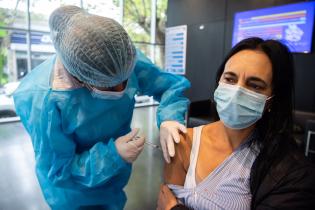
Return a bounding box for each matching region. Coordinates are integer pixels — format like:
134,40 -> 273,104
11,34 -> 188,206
247,82 -> 263,91
223,76 -> 237,84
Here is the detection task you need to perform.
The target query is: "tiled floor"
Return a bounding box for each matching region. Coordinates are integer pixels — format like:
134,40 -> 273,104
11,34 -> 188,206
0,106 -> 164,210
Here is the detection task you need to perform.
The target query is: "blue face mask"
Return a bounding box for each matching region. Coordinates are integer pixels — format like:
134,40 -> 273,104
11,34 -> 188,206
214,82 -> 271,129
85,84 -> 126,100
90,88 -> 125,100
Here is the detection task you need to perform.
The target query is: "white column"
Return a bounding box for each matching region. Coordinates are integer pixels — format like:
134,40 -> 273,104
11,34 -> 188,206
149,0 -> 157,104
26,0 -> 32,73
119,0 -> 124,25
150,0 -> 157,62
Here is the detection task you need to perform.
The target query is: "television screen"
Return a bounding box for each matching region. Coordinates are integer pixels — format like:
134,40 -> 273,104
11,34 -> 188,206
232,2 -> 315,53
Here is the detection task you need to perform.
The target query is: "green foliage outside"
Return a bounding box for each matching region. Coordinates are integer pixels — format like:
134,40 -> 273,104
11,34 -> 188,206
0,0 -> 168,85
124,0 -> 167,67
0,8 -> 8,85
0,49 -> 8,86
124,0 -> 167,44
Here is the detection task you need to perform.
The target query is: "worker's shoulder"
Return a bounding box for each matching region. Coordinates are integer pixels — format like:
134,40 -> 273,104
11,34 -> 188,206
15,56 -> 55,95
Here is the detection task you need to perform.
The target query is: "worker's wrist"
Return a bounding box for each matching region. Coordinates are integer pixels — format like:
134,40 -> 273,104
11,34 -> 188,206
109,139 -> 130,167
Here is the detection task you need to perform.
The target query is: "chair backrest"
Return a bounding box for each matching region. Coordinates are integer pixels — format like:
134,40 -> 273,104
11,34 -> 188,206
304,120 -> 315,160
293,110 -> 315,133
187,99 -> 218,127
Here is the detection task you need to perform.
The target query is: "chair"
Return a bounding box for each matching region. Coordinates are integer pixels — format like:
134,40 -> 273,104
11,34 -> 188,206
305,120 -> 315,159
293,111 -> 315,147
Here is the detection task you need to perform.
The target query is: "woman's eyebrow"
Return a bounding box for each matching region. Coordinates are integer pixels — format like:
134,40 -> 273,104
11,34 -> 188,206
223,71 -> 237,77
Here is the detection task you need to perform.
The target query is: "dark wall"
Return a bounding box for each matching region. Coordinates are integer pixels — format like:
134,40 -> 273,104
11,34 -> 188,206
167,0 -> 315,112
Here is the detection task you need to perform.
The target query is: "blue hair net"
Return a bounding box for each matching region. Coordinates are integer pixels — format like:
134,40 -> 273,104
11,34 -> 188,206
49,6 -> 136,87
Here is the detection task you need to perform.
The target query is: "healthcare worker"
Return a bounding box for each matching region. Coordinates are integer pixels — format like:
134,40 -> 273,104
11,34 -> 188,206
13,5 -> 190,210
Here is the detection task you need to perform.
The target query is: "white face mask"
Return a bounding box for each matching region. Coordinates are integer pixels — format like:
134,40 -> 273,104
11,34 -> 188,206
85,83 -> 126,100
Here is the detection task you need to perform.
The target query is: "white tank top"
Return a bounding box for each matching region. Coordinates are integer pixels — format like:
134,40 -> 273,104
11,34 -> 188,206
168,126 -> 260,210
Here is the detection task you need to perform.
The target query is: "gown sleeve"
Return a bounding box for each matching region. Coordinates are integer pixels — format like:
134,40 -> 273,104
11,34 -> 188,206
14,91 -> 130,189
133,50 -> 191,127
45,104 -> 130,189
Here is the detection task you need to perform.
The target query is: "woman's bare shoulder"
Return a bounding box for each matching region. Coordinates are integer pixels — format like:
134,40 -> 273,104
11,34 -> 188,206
179,128 -> 193,147
164,129 -> 193,185
175,128 -> 193,167
176,123 -> 220,163
202,121 -> 222,136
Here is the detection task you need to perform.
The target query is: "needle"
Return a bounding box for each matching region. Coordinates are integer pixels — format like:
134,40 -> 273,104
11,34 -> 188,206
130,136 -> 162,151
145,141 -> 162,151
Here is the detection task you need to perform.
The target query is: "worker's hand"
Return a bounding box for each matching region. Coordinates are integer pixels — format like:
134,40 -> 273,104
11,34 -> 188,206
115,128 -> 145,163
160,121 -> 187,163
157,184 -> 178,210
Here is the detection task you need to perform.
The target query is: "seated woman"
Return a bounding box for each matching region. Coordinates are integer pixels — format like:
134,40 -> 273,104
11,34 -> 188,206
157,37 -> 315,210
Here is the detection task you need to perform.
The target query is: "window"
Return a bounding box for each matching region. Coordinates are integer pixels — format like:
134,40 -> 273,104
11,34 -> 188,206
0,0 -> 167,120
124,0 -> 151,43
30,0 -> 81,31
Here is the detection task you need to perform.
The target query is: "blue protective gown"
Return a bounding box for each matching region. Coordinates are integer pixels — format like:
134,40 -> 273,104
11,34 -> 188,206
13,50 -> 190,210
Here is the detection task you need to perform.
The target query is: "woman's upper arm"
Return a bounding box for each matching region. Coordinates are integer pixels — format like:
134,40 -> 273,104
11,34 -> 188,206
164,129 -> 193,185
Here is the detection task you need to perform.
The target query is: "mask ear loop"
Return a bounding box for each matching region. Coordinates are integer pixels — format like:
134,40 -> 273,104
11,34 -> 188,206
84,83 -> 93,91
265,95 -> 274,113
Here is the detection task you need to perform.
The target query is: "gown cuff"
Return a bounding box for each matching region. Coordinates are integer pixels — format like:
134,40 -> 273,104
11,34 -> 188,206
108,138 -> 130,169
